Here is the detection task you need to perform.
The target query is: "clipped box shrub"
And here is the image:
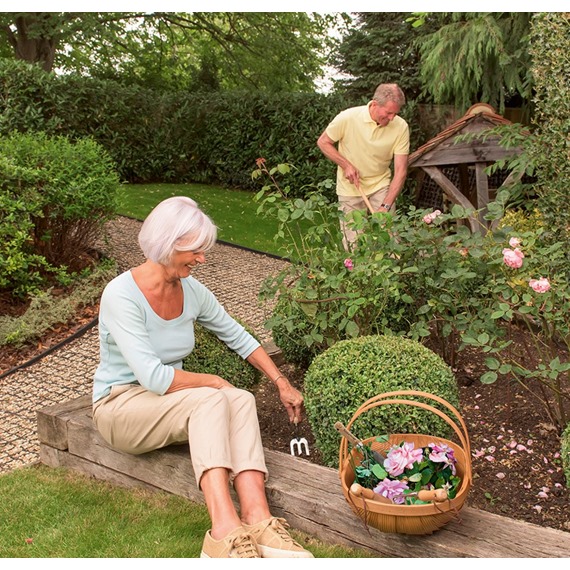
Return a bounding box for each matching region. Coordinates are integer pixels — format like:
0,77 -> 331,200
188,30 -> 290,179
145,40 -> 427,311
562,423 -> 570,488
304,335 -> 460,467
183,320 -> 261,392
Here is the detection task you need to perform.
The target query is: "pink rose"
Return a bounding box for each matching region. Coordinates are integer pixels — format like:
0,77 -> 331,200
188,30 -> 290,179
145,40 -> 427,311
373,478 -> 409,504
529,277 -> 551,293
502,248 -> 524,269
343,258 -> 354,271
384,442 -> 423,477
423,209 -> 442,224
428,442 -> 457,475
509,237 -> 521,248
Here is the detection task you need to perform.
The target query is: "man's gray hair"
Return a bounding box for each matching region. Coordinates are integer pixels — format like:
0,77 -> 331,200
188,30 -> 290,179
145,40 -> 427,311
373,84 -> 406,107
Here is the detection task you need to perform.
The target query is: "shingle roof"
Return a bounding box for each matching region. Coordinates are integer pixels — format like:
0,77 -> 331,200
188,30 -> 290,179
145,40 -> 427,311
408,103 -> 513,166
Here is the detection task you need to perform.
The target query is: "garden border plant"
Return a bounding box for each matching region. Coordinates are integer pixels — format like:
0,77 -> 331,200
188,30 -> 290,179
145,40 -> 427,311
253,161 -> 569,438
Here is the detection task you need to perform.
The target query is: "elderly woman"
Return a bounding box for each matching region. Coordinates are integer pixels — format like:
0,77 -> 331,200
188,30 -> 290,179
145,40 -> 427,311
92,196 -> 313,558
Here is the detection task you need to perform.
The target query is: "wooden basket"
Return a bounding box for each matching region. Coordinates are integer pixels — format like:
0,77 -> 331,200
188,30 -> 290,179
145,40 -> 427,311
339,390 -> 472,535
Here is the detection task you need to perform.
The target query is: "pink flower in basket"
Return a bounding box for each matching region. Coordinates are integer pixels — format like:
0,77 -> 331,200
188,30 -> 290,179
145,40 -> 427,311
373,478 -> 409,504
428,442 -> 457,475
384,441 -> 424,477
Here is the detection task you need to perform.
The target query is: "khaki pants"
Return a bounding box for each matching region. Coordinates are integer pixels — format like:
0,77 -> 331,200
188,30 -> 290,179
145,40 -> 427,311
93,384 -> 268,487
338,187 -> 394,250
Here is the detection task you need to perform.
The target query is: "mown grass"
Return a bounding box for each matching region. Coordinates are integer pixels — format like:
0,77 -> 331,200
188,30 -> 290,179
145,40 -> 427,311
116,182 -> 282,255
0,465 -> 372,558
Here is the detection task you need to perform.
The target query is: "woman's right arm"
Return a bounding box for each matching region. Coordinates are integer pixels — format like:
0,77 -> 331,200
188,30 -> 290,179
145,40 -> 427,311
166,369 -> 234,393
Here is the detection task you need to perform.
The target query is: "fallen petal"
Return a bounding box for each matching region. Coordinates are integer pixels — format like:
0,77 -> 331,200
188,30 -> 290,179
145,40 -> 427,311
496,472 -> 506,479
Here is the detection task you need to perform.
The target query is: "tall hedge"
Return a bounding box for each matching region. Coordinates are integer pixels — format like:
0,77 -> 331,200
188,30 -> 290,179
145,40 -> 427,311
528,13 -> 570,244
0,59 -> 347,193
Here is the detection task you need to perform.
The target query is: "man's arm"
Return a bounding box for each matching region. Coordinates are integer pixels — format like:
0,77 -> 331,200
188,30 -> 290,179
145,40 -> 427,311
379,153 -> 408,211
317,131 -> 360,187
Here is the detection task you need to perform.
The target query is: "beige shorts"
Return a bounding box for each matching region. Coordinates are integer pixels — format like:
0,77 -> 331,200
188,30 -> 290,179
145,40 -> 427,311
338,187 -> 393,249
93,383 -> 268,486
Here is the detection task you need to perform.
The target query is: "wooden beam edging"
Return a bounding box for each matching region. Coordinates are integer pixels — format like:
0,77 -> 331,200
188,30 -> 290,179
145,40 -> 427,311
422,166 -> 480,234
37,397 -> 570,558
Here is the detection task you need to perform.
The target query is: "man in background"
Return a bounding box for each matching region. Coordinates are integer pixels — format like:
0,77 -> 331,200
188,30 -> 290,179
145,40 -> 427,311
317,83 -> 410,249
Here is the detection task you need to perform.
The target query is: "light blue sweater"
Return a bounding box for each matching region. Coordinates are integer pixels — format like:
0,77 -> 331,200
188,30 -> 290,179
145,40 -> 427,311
93,271 -> 260,402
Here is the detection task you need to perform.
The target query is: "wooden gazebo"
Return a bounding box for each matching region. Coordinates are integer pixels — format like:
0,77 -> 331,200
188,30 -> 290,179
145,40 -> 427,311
409,103 -> 524,233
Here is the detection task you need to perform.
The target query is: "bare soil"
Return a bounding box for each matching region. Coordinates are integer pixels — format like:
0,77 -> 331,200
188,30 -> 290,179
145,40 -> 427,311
1,296 -> 569,534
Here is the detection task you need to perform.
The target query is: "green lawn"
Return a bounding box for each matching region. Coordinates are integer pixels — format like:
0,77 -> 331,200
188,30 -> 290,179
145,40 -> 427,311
116,182 -> 283,255
0,465 -> 372,558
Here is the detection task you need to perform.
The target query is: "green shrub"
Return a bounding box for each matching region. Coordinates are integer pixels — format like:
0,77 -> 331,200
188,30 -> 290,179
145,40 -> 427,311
0,131 -> 119,296
269,297 -> 324,370
183,320 -> 261,391
304,335 -> 460,467
562,423 -> 570,488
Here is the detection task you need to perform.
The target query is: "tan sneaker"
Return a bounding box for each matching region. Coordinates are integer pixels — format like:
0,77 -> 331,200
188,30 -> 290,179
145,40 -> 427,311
243,517 -> 314,558
200,526 -> 260,558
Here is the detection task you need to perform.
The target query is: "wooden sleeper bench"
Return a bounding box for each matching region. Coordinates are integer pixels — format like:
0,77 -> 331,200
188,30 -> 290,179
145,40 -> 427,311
37,395 -> 570,558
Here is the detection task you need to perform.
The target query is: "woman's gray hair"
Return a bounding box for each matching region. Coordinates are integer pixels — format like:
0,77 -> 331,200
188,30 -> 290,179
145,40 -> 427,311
138,196 -> 217,264
373,83 -> 406,107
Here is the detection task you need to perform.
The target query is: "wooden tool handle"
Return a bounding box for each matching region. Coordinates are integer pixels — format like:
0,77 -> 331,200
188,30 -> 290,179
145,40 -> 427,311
417,488 -> 448,502
351,483 -> 448,504
350,483 -> 391,504
334,421 -> 363,447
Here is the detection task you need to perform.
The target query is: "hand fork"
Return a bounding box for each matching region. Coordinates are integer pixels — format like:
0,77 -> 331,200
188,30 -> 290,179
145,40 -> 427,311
290,417 -> 310,456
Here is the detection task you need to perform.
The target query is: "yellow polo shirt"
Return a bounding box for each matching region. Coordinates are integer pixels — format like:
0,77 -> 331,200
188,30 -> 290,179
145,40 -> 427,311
325,102 -> 410,197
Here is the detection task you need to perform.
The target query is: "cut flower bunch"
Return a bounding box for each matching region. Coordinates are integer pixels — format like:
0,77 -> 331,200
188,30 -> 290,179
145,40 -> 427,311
352,437 -> 461,505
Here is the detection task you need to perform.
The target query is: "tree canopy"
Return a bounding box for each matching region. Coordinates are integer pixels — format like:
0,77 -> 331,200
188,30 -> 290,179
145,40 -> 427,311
0,12 -> 342,92
331,12 -> 447,102
330,12 -> 533,114
413,12 -> 533,113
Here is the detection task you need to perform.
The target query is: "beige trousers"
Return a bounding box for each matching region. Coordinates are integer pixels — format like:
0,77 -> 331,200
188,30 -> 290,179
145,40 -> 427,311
93,384 -> 268,487
338,186 -> 394,250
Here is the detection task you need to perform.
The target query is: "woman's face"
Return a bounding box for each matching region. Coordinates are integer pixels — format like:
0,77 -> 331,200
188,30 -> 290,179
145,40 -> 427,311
167,249 -> 206,278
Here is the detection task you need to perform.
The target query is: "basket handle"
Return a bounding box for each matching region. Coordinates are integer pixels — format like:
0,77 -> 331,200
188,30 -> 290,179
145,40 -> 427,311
339,390 -> 471,484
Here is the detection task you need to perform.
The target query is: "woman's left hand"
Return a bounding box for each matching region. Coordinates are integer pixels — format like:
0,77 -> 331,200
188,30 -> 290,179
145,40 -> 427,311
276,377 -> 305,423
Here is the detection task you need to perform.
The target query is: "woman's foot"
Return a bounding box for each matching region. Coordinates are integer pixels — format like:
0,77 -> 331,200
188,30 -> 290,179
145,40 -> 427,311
242,517 -> 314,558
200,526 -> 260,558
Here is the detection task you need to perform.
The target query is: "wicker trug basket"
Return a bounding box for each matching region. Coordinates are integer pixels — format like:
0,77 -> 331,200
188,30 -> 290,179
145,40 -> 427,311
339,390 -> 472,535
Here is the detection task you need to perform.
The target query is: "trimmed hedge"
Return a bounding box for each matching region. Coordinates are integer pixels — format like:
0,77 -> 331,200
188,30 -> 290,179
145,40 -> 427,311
304,335 -> 460,467
182,320 -> 261,392
0,59 -> 345,194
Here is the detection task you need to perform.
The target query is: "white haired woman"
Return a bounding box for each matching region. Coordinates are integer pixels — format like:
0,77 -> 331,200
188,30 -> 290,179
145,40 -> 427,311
92,196 -> 313,558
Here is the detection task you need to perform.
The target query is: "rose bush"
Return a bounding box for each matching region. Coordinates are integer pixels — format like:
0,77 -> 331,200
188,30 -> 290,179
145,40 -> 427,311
253,162 -> 569,431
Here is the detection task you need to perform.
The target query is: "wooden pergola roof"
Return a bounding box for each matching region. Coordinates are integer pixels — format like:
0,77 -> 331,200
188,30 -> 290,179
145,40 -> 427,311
408,103 -> 524,232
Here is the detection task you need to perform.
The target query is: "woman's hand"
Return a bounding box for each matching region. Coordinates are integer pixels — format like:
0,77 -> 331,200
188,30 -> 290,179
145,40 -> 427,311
276,377 -> 305,423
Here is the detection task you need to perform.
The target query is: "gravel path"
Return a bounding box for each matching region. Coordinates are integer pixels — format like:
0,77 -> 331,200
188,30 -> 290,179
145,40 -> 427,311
0,217 -> 288,474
